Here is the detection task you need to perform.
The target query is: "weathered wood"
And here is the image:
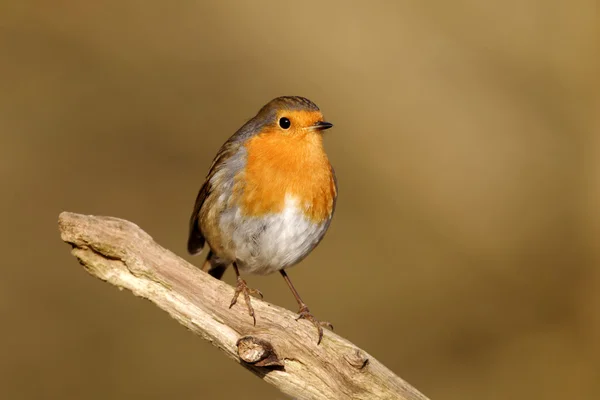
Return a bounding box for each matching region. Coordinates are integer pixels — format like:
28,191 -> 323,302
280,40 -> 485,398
58,212 -> 430,400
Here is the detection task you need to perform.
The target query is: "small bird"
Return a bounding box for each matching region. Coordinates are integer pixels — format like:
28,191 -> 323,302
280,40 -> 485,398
187,96 -> 336,344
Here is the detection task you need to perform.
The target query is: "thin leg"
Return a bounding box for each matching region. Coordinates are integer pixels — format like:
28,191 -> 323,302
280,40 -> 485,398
229,263 -> 263,325
280,270 -> 333,345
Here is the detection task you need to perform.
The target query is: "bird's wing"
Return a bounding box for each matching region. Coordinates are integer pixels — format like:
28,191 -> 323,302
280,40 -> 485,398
187,138 -> 242,255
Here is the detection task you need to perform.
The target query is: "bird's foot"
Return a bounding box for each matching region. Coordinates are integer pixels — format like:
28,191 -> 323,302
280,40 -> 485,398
229,276 -> 263,326
296,304 -> 333,345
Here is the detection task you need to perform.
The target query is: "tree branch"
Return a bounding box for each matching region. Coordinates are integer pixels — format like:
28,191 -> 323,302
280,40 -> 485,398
58,212 -> 429,400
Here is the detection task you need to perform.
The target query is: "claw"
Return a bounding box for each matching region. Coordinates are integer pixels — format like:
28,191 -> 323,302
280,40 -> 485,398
248,287 -> 263,299
229,276 -> 262,326
295,305 -> 333,345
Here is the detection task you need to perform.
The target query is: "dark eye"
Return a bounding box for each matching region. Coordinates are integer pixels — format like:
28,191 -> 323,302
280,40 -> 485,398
279,117 -> 291,129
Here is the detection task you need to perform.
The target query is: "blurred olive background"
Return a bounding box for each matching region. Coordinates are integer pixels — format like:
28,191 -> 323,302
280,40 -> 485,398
1,1 -> 598,399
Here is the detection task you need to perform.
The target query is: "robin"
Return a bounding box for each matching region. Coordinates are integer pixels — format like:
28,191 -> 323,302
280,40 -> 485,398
187,96 -> 336,344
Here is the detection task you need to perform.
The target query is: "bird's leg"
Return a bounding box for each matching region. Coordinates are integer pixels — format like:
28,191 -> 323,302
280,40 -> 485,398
229,263 -> 263,326
280,270 -> 333,345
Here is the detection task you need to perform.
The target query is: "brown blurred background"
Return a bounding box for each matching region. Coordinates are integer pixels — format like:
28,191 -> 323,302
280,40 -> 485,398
1,1 -> 598,399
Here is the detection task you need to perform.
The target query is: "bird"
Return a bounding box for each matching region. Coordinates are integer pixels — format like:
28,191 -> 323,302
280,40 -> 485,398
187,96 -> 337,344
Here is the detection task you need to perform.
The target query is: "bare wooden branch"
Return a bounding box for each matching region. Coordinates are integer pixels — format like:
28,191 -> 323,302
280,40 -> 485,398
58,212 -> 430,400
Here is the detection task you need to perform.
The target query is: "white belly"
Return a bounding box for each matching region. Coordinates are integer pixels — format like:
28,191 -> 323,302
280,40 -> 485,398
219,195 -> 330,275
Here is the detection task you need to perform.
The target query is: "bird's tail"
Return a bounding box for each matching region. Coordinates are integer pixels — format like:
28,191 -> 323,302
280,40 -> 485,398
201,249 -> 229,280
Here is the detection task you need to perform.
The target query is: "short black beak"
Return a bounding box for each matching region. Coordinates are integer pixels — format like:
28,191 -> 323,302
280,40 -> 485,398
313,121 -> 334,131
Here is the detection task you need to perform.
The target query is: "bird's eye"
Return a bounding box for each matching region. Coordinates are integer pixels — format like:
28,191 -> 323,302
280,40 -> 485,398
279,117 -> 291,129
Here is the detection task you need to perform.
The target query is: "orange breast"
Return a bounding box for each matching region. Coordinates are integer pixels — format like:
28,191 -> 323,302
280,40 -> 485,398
235,130 -> 336,222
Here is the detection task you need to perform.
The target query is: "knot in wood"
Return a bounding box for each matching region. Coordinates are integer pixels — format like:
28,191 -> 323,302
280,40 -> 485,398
344,348 -> 369,370
236,336 -> 283,368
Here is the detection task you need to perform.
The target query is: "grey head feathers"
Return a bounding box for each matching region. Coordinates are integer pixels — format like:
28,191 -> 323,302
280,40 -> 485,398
231,96 -> 321,142
258,96 -> 320,115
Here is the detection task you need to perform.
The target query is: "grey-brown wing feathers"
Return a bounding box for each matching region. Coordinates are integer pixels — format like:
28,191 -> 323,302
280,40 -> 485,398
187,136 -> 245,255
187,180 -> 209,254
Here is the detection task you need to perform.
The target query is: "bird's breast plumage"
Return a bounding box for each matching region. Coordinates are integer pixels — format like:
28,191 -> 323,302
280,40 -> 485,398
233,130 -> 337,222
205,129 -> 337,274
